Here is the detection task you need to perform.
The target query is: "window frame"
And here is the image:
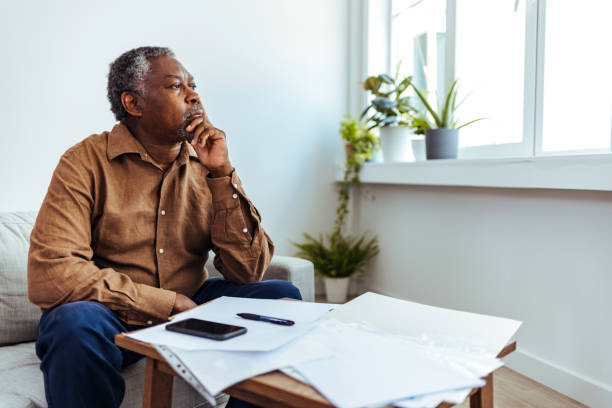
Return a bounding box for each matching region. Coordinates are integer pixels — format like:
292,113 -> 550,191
378,0 -> 612,160
346,0 -> 612,191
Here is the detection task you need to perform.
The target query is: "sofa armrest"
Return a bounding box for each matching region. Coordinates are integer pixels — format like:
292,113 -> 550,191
262,256 -> 315,302
205,255 -> 315,302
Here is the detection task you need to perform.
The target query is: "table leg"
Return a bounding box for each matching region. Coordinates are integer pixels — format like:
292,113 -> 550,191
143,357 -> 174,408
470,373 -> 494,408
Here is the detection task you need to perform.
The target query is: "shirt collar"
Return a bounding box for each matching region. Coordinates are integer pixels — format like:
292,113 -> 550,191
107,123 -> 199,163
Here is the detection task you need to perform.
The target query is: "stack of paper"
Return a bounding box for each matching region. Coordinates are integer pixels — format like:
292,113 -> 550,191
127,293 -> 521,408
126,297 -> 335,404
290,292 -> 521,408
128,296 -> 334,351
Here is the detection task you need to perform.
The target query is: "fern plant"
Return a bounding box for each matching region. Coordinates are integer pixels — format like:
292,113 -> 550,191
293,233 -> 379,279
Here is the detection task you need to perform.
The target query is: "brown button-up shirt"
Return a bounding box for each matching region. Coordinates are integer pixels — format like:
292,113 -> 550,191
27,123 -> 273,326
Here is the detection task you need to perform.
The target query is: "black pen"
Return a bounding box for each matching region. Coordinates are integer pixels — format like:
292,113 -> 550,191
237,313 -> 295,326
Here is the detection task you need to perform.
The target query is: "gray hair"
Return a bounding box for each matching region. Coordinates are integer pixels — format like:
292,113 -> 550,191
107,46 -> 175,122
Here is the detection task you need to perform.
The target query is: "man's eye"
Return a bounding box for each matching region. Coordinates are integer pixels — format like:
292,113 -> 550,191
170,84 -> 181,89
189,84 -> 197,90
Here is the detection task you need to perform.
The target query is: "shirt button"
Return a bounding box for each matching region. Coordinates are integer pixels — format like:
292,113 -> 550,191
232,193 -> 238,199
242,228 -> 248,233
161,210 -> 166,215
159,248 -> 164,254
147,320 -> 153,325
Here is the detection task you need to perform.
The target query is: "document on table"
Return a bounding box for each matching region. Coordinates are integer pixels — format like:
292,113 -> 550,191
292,292 -> 521,408
126,296 -> 334,351
154,334 -> 333,405
393,387 -> 473,408
324,292 -> 521,356
292,320 -> 485,408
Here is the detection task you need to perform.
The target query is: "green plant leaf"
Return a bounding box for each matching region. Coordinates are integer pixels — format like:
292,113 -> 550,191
372,97 -> 398,111
440,79 -> 458,128
363,76 -> 381,91
457,117 -> 486,129
378,73 -> 394,84
411,84 -> 442,127
381,116 -> 398,126
292,232 -> 379,278
360,104 -> 373,119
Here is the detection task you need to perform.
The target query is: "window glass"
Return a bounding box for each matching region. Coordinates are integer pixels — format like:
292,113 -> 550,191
454,0 -> 525,148
541,1 -> 612,153
391,0 -> 446,109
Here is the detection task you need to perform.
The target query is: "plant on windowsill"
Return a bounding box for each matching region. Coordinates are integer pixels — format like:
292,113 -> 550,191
410,79 -> 485,160
292,116 -> 380,303
361,68 -> 427,162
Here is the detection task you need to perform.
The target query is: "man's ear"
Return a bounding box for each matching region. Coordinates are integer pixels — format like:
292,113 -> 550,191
121,91 -> 143,118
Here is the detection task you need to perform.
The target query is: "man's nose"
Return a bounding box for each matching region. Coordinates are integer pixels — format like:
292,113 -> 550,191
186,89 -> 200,105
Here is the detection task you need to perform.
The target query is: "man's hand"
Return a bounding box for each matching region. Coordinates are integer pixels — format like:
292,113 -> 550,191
171,293 -> 197,315
186,111 -> 233,177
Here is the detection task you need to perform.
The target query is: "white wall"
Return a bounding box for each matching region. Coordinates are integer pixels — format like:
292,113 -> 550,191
354,184 -> 612,407
0,0 -> 348,255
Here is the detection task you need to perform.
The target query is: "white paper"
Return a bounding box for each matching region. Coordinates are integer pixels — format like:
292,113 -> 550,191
283,359 -> 474,408
325,292 -> 521,356
154,344 -> 218,406
394,387 -> 472,408
155,334 -> 333,398
293,320 -> 484,408
127,296 -> 334,351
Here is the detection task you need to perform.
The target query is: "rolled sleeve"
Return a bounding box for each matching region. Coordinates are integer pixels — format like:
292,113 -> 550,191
206,170 -> 274,283
130,284 -> 177,325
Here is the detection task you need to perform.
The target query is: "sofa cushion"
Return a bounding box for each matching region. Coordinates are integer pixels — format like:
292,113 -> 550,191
0,341 -> 227,408
0,212 -> 41,345
0,341 -> 46,407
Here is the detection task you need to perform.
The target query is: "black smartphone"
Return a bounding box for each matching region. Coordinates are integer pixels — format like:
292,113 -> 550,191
166,318 -> 247,341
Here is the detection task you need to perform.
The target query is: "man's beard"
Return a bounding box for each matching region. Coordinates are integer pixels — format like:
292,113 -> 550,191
177,125 -> 194,143
177,104 -> 204,143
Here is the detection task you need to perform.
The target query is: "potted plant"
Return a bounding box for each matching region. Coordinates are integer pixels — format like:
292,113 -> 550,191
292,117 -> 379,303
339,115 -> 380,163
410,79 -> 485,160
361,71 -> 423,163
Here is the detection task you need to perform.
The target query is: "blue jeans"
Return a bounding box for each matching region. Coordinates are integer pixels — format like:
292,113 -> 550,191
35,278 -> 302,408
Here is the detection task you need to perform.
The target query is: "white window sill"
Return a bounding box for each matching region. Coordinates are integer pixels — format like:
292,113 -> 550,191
336,154 -> 612,191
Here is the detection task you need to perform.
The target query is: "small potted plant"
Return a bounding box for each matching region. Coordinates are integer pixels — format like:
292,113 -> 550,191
361,71 -> 421,163
292,117 -> 379,303
410,79 -> 484,160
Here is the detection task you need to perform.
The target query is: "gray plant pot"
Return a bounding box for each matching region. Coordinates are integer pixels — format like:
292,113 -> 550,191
425,128 -> 459,160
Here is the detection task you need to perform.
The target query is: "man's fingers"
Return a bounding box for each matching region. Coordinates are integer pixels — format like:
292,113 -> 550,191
194,132 -> 210,149
186,117 -> 204,132
190,124 -> 210,145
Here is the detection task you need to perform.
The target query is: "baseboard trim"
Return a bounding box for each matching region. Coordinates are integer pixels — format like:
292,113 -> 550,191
504,349 -> 612,408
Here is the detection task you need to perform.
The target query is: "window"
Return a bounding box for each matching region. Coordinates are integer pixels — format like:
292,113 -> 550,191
386,0 -> 612,159
540,1 -> 612,154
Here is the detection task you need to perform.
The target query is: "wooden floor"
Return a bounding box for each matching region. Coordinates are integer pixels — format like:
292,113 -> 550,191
455,366 -> 588,408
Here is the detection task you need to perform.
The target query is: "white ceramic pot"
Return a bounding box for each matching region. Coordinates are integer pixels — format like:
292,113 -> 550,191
411,136 -> 426,161
324,277 -> 350,303
380,127 -> 413,163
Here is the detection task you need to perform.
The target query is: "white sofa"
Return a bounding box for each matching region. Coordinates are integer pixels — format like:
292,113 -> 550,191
0,211 -> 314,408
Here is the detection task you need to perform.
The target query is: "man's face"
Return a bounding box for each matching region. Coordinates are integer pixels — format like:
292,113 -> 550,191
138,55 -> 203,143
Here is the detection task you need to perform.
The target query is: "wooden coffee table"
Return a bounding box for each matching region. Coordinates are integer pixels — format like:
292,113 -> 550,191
114,333 -> 515,408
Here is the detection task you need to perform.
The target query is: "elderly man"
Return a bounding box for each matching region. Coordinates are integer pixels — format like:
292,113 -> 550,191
27,46 -> 300,408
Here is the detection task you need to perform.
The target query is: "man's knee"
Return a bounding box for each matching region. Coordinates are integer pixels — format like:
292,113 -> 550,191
39,301 -> 118,348
263,280 -> 302,300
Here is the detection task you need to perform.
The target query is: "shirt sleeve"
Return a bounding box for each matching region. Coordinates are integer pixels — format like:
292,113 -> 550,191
27,149 -> 176,324
206,170 -> 274,283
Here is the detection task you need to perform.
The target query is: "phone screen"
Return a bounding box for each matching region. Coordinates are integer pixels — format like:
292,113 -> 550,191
166,318 -> 246,340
